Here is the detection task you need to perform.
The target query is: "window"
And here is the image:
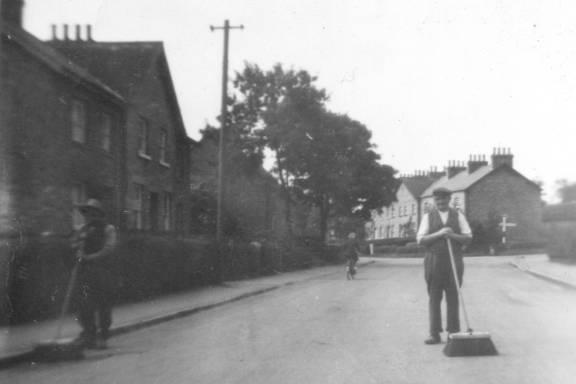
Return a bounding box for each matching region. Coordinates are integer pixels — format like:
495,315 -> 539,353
391,206 -> 395,218
101,113 -> 113,151
138,119 -> 150,158
452,197 -> 460,210
159,129 -> 169,166
162,192 -> 173,231
70,184 -> 86,229
71,100 -> 87,143
424,202 -> 430,214
412,204 -> 416,215
133,183 -> 145,229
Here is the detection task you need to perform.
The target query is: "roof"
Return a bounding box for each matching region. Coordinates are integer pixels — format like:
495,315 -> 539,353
422,165 -> 493,197
47,40 -> 162,97
1,23 -> 125,104
421,164 -> 540,198
402,177 -> 437,199
47,39 -> 188,138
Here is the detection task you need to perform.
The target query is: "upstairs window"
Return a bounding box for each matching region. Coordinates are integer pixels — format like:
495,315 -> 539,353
101,113 -> 113,152
138,119 -> 150,158
159,129 -> 169,166
71,100 -> 87,143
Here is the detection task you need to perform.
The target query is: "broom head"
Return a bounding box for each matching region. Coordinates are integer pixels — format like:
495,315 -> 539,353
32,338 -> 85,362
443,331 -> 498,357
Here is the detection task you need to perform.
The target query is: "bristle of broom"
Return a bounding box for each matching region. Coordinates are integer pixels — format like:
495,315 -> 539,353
443,332 -> 498,357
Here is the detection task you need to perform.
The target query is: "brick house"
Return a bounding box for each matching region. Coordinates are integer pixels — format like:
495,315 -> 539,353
368,148 -> 542,245
1,0 -> 194,322
47,29 -> 191,234
421,149 -> 542,244
1,3 -> 126,236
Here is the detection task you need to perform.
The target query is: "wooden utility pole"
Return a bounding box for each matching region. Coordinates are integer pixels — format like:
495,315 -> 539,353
210,20 -> 244,280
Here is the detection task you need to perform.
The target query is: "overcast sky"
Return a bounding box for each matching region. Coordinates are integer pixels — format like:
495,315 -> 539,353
23,0 -> 576,202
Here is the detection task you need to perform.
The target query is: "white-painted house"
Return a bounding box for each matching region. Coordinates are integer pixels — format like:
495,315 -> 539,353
369,173 -> 439,240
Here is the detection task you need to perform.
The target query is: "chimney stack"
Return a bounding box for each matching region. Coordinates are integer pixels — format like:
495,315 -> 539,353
75,24 -> 82,40
428,166 -> 444,179
63,24 -> 69,40
446,160 -> 466,179
491,147 -> 514,169
467,154 -> 488,173
51,24 -> 58,40
1,0 -> 24,28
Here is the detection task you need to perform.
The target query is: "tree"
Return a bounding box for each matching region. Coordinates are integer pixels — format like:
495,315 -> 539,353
556,179 -> 576,203
289,112 -> 397,240
231,64 -> 329,243
230,63 -> 398,242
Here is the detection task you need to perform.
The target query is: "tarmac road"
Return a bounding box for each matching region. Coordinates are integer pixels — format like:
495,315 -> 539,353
2,257 -> 576,384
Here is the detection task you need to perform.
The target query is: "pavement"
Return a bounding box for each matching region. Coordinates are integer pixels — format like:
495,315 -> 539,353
0,260 -> 372,369
508,253 -> 576,290
1,253 -> 575,370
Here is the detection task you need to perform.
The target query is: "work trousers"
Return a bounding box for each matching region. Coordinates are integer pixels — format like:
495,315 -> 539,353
77,266 -> 115,340
427,272 -> 461,335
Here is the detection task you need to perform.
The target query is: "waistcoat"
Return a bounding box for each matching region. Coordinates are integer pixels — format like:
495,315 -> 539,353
424,208 -> 463,282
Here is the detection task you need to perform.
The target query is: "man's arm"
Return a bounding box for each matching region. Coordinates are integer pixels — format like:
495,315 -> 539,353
445,212 -> 472,245
417,213 -> 451,246
81,225 -> 117,262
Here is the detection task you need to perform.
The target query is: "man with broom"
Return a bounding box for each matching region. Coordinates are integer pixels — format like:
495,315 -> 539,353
417,188 -> 472,345
72,199 -> 117,349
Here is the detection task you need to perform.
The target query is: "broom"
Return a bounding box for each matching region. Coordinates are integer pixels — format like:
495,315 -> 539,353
443,238 -> 498,357
32,254 -> 85,362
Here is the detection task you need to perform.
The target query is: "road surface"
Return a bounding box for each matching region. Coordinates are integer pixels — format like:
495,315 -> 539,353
2,257 -> 576,383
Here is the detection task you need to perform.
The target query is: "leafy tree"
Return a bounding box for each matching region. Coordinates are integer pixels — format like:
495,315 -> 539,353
556,179 -> 576,203
231,64 -> 329,243
229,63 -> 398,242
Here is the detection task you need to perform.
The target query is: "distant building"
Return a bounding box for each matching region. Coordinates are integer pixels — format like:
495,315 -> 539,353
368,148 -> 543,244
369,172 -> 439,240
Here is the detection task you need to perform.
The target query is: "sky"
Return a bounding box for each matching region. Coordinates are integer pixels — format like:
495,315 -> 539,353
22,0 -> 576,202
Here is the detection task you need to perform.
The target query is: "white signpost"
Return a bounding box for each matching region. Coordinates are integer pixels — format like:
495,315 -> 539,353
498,214 -> 517,245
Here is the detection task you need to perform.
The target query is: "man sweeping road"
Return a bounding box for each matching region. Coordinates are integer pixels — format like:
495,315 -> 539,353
72,199 -> 118,350
417,188 -> 472,345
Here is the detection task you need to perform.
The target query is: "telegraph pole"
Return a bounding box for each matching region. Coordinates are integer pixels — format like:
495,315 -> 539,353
210,20 -> 244,280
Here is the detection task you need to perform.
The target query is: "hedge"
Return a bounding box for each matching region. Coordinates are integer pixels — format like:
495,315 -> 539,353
3,232 -> 336,325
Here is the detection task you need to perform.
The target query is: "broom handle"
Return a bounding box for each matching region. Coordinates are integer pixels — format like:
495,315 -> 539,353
447,238 -> 472,333
54,258 -> 81,339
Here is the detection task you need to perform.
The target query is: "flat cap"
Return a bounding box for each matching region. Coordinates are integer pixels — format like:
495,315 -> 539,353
432,187 -> 452,197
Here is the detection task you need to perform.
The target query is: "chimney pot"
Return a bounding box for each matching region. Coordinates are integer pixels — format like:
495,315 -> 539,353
86,24 -> 93,41
63,24 -> 69,40
51,24 -> 58,40
75,24 -> 82,41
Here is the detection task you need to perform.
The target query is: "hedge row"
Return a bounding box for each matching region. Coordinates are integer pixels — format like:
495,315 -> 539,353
4,232 -> 334,325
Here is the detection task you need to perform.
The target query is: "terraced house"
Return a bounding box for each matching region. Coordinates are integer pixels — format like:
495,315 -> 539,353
48,28 -> 192,233
2,0 -> 191,236
1,0 -> 193,322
